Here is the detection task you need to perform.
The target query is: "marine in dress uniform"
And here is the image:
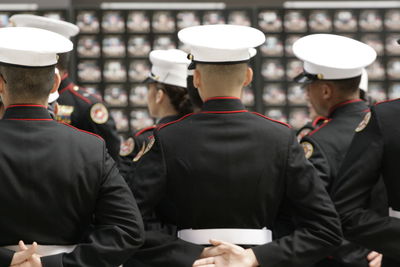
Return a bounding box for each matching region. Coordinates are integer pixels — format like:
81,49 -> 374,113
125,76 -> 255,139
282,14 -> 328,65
292,34 -> 383,267
0,27 -> 144,267
9,14 -> 121,161
332,99 -> 400,267
119,49 -> 192,181
130,24 -> 342,267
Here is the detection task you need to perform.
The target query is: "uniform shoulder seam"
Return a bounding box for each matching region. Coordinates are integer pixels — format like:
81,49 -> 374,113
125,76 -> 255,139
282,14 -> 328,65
307,119 -> 332,137
157,113 -> 195,131
59,122 -> 104,140
68,87 -> 93,105
374,98 -> 400,106
252,112 -> 291,128
135,126 -> 156,137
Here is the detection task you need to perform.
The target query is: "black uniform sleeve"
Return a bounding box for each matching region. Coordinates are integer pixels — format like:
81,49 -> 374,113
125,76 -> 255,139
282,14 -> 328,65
87,108 -> 121,162
301,138 -> 371,266
252,133 -> 342,267
128,135 -> 204,267
41,149 -> 145,267
300,137 -> 331,189
332,109 -> 400,259
0,248 -> 14,267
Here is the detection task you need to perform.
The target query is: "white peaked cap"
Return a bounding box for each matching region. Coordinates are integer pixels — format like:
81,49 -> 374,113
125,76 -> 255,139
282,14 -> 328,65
10,14 -> 79,39
0,27 -> 73,67
359,68 -> 368,92
147,49 -> 190,88
178,24 -> 265,64
186,48 -> 257,74
293,34 -> 376,82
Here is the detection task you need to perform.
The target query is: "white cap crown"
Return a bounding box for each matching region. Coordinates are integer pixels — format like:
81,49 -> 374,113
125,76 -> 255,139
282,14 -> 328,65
148,49 -> 190,88
293,34 -> 376,81
178,24 -> 265,64
10,14 -> 79,39
0,27 -> 73,67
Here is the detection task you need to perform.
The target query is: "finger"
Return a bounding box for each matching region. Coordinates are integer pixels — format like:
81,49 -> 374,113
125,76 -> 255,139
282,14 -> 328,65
210,239 -> 243,254
209,239 -> 223,246
193,257 -> 214,266
369,254 -> 382,267
367,251 -> 379,260
18,240 -> 28,251
201,244 -> 232,258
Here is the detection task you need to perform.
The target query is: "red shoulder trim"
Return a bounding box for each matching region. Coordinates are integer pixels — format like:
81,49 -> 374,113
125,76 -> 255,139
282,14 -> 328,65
60,122 -> 103,140
157,113 -> 195,131
61,73 -> 69,80
308,119 -> 332,136
252,112 -> 291,128
374,98 -> 400,106
59,83 -> 74,94
205,96 -> 240,102
135,125 -> 156,137
68,87 -> 92,105
201,110 -> 248,114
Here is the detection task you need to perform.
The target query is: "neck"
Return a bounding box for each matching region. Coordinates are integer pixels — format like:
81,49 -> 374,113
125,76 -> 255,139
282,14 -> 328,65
326,93 -> 360,116
5,99 -> 48,108
199,85 -> 242,101
156,103 -> 178,119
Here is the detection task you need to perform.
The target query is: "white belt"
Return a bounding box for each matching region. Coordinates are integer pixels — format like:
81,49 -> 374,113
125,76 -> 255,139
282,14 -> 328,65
178,228 -> 272,245
3,244 -> 76,256
389,207 -> 400,219
3,244 -> 123,267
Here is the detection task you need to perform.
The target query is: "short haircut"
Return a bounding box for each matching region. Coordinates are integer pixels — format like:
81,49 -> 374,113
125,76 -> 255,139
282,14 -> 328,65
325,75 -> 362,94
196,63 -> 248,88
0,64 -> 55,102
57,52 -> 70,72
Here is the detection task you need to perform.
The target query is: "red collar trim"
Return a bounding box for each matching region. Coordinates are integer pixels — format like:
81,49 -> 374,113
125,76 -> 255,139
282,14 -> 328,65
328,99 -> 363,117
312,116 -> 328,127
201,110 -> 248,114
6,104 -> 46,109
6,118 -> 53,121
205,96 -> 241,102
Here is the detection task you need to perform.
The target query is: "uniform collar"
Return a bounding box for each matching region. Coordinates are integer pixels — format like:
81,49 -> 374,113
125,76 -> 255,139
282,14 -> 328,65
201,97 -> 247,113
59,73 -> 75,94
328,99 -> 367,118
3,104 -> 53,120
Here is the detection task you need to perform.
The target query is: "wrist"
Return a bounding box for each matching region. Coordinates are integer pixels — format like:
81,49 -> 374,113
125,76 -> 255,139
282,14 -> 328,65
244,248 -> 259,267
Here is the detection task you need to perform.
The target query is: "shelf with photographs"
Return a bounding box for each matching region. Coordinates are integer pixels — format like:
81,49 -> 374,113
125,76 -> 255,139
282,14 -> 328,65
73,8 -> 257,137
257,8 -> 400,128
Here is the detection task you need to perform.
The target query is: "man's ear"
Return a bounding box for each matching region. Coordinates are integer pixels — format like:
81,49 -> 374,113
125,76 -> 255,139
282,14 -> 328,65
243,67 -> 253,87
321,82 -> 333,100
155,88 -> 164,104
51,68 -> 61,94
193,69 -> 201,89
